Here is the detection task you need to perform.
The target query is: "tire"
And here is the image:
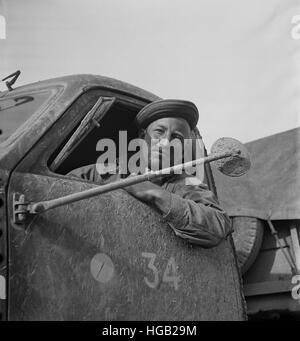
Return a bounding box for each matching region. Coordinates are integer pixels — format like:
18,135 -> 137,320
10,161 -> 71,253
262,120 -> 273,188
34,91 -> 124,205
232,216 -> 264,275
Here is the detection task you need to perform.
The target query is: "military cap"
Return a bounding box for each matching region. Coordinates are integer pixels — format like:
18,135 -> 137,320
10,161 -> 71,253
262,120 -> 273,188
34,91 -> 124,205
135,99 -> 199,129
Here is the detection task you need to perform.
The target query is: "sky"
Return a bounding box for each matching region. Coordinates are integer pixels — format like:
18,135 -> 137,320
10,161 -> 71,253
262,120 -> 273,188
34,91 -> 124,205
0,0 -> 299,148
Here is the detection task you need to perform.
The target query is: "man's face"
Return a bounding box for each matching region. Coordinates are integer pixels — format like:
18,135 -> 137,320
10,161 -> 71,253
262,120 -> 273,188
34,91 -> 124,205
140,116 -> 191,171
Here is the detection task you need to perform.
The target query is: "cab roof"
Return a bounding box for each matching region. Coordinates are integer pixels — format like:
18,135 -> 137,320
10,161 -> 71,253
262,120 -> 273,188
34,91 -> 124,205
0,74 -> 160,169
1,74 -> 160,102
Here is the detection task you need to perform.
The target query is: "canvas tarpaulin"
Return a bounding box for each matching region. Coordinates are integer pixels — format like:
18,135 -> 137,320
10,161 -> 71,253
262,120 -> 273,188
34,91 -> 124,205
212,127 -> 300,221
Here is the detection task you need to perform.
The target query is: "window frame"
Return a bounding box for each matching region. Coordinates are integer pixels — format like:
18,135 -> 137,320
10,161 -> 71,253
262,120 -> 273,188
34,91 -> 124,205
50,96 -> 116,172
14,88 -> 149,181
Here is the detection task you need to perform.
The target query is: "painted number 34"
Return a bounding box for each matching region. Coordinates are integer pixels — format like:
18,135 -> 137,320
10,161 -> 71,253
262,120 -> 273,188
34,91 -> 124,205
142,252 -> 180,290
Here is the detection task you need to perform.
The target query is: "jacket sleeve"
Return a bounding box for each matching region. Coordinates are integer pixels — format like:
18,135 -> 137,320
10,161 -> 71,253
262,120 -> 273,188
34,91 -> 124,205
162,180 -> 232,248
66,164 -> 105,184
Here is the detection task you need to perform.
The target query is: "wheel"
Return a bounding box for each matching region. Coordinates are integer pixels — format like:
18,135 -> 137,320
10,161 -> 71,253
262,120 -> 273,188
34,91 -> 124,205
232,216 -> 264,275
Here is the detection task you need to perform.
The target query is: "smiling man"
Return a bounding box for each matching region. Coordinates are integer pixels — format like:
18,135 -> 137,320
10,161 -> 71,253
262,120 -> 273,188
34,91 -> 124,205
69,99 -> 232,248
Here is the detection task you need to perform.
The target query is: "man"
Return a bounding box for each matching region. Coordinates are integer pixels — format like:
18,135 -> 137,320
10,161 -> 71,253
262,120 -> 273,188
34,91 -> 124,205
68,99 -> 232,248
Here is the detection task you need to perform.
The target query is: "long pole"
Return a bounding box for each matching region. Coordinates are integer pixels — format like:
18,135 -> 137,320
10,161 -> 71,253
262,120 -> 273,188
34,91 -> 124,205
28,150 -> 234,214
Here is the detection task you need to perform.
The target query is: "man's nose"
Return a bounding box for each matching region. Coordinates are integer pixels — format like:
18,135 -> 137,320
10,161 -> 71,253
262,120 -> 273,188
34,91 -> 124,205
158,137 -> 170,147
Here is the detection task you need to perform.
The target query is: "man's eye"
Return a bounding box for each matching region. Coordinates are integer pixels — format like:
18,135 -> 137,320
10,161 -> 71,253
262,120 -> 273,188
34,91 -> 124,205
155,129 -> 164,134
173,135 -> 184,142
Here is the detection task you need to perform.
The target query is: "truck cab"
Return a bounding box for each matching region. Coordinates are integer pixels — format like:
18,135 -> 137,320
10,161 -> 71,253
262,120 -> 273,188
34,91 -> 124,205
0,74 -> 246,320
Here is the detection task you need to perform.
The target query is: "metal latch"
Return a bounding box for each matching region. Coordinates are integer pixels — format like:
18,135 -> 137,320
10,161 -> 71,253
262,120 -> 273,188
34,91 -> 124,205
12,193 -> 29,225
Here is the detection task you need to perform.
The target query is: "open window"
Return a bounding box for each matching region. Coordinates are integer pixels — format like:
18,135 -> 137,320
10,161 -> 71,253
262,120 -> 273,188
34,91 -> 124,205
49,95 -> 142,176
47,89 -> 212,190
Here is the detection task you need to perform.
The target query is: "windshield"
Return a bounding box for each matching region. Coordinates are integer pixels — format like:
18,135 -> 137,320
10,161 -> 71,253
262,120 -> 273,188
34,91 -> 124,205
0,90 -> 53,143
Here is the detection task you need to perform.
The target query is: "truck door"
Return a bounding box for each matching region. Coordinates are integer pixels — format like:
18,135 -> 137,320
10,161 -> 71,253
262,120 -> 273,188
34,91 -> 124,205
7,89 -> 246,320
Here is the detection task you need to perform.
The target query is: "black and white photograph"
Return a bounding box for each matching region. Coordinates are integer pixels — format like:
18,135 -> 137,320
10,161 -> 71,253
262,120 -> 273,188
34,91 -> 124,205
0,0 -> 299,326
